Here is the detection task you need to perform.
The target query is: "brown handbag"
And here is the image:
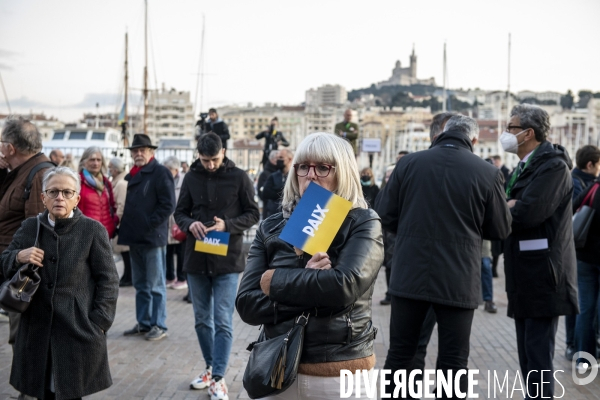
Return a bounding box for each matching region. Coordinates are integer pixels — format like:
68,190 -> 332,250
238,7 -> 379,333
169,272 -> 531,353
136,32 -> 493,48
0,215 -> 42,313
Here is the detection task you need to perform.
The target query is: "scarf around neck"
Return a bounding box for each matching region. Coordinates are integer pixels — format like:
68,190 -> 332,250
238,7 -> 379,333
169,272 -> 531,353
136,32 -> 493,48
129,157 -> 154,178
83,169 -> 105,195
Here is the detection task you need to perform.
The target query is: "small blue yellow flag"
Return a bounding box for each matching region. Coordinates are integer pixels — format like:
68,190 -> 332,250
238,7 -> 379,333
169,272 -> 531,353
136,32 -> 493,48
118,102 -> 126,125
279,182 -> 352,255
194,231 -> 230,256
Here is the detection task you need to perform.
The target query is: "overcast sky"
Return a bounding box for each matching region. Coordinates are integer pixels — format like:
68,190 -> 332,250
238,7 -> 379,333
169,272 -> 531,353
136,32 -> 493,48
1,0 -> 599,122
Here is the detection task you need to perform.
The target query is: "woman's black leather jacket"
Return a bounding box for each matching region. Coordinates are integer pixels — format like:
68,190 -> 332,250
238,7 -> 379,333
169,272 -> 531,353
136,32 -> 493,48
236,208 -> 384,364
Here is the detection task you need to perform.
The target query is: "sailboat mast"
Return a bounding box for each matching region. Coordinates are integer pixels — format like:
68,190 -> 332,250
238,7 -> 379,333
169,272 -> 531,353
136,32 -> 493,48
442,42 -> 447,112
200,14 -> 206,114
143,0 -> 148,136
506,33 -> 511,120
0,72 -> 11,114
194,15 -> 206,116
125,32 -> 129,126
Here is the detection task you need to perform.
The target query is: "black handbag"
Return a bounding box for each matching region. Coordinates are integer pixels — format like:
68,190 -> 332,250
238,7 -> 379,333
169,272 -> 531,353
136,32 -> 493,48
573,183 -> 599,248
243,313 -> 309,399
0,215 -> 42,313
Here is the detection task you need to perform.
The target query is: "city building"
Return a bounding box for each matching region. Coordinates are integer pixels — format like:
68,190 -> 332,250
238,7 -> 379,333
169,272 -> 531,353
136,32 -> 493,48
81,112 -> 143,132
146,85 -> 195,141
517,90 -> 562,105
305,84 -> 347,107
0,113 -> 63,141
220,104 -> 306,149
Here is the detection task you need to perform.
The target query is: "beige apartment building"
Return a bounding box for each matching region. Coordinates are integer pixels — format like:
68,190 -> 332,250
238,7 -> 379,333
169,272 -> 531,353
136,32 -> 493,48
146,86 -> 195,141
221,105 -> 306,149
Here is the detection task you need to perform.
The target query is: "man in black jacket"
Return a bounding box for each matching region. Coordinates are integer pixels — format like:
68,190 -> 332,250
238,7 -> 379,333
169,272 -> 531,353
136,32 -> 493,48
119,134 -> 176,341
262,149 -> 293,219
501,104 -> 578,398
256,150 -> 279,220
377,114 -> 511,396
256,117 -> 289,166
206,108 -> 230,149
175,132 -> 259,398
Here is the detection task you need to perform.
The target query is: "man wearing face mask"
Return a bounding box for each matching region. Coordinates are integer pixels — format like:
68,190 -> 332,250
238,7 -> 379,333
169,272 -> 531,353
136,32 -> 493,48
501,104 -> 578,398
256,117 -> 289,167
262,149 -> 293,219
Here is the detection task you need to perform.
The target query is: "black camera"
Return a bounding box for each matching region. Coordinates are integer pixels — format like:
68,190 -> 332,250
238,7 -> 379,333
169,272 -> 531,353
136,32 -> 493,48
195,113 -> 210,139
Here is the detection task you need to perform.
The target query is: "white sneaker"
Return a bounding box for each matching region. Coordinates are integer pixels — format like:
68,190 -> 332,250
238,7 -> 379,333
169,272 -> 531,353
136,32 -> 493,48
576,362 -> 590,375
190,366 -> 212,390
209,378 -> 229,400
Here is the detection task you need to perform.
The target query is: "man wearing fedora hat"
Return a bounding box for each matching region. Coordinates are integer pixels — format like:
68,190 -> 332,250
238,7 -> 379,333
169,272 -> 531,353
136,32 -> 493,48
118,134 -> 176,341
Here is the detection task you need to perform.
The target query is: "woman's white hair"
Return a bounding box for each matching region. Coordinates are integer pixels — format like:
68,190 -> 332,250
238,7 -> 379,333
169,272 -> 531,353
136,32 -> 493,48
281,132 -> 367,216
42,166 -> 81,192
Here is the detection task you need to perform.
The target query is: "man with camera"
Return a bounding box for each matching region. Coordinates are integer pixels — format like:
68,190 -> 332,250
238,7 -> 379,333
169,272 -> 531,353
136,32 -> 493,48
175,132 -> 259,400
255,117 -> 289,166
196,108 -> 230,149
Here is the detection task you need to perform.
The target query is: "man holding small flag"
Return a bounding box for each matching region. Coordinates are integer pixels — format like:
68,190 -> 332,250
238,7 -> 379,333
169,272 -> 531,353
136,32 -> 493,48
175,132 -> 259,400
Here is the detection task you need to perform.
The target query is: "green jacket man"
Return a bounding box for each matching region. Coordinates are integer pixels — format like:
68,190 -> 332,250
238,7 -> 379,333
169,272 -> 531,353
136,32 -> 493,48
334,109 -> 359,154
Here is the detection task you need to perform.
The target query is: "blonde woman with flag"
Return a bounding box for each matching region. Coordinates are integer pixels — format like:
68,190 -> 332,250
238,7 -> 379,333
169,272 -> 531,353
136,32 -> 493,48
236,132 -> 384,400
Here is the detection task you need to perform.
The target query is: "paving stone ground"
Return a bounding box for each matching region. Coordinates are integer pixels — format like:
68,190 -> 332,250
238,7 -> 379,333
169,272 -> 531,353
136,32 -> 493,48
1,257 -> 599,399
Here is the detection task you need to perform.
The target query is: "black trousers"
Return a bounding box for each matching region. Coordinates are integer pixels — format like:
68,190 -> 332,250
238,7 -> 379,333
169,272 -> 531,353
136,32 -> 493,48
166,242 -> 186,282
383,296 -> 474,399
514,316 -> 559,399
412,305 -> 437,371
120,250 -> 132,283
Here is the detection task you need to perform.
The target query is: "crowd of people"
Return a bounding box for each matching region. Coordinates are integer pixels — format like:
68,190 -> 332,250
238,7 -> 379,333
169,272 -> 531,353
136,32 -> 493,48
0,103 -> 599,399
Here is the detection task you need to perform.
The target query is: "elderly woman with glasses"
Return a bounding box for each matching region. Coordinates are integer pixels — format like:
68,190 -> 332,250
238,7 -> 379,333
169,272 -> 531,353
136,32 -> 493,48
0,166 -> 119,400
236,132 -> 384,400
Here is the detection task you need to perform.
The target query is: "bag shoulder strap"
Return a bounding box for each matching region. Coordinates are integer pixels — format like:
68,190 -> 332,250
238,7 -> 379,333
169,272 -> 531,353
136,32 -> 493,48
34,214 -> 42,247
578,182 -> 600,211
22,161 -> 56,200
588,183 -> 600,206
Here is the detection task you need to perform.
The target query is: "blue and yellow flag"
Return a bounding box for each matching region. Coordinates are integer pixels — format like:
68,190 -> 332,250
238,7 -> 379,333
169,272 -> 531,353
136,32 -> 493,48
194,231 -> 230,256
279,182 -> 352,255
118,102 -> 126,125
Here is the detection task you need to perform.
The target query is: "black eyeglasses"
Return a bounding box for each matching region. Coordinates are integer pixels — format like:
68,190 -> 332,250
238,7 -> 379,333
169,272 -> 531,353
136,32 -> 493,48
506,125 -> 525,131
43,189 -> 77,199
293,163 -> 336,178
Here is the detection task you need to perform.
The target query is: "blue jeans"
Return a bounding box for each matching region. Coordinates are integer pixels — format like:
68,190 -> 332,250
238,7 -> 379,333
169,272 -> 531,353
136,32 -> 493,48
187,272 -> 239,377
481,257 -> 493,301
129,245 -> 168,331
574,260 -> 600,358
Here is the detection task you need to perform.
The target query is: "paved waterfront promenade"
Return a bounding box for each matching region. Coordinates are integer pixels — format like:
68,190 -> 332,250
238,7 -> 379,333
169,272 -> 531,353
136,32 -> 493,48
1,260 -> 599,399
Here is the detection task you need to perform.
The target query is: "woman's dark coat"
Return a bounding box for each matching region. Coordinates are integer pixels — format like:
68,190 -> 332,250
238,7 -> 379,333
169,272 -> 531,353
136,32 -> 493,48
0,209 -> 119,400
503,141 -> 579,319
361,184 -> 380,208
236,208 -> 384,364
262,170 -> 286,219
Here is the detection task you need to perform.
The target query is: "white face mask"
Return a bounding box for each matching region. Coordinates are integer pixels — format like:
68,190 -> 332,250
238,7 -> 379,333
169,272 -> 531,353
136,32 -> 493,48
500,129 -> 527,154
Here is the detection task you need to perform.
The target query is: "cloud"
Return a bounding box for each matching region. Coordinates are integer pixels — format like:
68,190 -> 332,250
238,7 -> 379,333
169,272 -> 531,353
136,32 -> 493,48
0,49 -> 18,58
8,96 -> 50,108
69,92 -> 141,108
0,49 -> 18,70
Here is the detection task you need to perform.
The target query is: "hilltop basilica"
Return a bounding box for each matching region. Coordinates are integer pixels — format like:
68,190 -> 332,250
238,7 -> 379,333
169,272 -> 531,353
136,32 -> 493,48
377,46 -> 436,87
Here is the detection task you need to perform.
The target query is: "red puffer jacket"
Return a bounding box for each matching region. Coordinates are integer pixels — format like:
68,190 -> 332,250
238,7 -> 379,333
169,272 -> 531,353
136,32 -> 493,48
78,172 -> 119,238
